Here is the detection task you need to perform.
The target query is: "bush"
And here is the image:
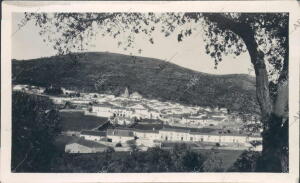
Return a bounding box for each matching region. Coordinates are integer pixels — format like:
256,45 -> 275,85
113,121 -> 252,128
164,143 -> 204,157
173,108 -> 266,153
228,150 -> 261,172
115,142 -> 122,147
202,153 -> 224,172
105,146 -> 115,153
44,86 -> 63,95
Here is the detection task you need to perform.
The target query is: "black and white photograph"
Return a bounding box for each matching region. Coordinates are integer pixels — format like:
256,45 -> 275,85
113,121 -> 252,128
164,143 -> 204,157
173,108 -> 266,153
1,1 -> 300,183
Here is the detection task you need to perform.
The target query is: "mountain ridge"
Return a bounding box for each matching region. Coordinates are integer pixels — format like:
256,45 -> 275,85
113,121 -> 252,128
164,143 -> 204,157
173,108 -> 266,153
12,51 -> 254,77
12,52 -> 259,113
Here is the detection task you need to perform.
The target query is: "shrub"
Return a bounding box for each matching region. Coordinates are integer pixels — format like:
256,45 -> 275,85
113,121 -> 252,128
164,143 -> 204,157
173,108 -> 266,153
115,142 -> 122,147
228,150 -> 261,172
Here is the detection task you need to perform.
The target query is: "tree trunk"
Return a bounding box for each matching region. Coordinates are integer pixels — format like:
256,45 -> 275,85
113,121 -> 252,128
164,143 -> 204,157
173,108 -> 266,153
244,34 -> 288,172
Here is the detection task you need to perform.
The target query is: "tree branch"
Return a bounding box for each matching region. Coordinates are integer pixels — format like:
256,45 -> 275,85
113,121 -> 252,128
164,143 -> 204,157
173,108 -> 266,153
195,13 -> 273,121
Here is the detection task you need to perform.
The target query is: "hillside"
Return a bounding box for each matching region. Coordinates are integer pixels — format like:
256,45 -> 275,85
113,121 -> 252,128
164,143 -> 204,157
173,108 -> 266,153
12,52 -> 259,113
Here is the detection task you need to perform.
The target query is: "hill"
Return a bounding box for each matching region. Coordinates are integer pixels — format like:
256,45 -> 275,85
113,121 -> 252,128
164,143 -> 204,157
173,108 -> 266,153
12,52 -> 259,113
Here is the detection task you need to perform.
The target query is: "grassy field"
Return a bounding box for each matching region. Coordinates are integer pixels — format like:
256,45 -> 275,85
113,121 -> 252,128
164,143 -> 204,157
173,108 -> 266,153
160,142 -> 242,170
60,111 -> 108,131
198,149 -> 243,170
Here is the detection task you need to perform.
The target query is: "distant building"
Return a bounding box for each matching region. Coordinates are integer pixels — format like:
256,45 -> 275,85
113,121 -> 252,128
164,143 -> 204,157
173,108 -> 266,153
79,130 -> 106,141
134,129 -> 159,140
31,87 -> 45,94
181,117 -> 205,126
121,87 -> 130,98
50,97 -> 69,105
62,88 -> 76,95
130,92 -> 142,99
134,129 -> 160,147
65,139 -> 108,153
114,108 -> 134,118
71,99 -> 90,104
13,84 -> 28,91
159,128 -> 190,141
219,107 -> 227,113
149,111 -> 161,119
92,104 -> 115,117
92,104 -> 135,118
112,116 -> 133,125
66,126 -> 262,153
107,128 -> 135,143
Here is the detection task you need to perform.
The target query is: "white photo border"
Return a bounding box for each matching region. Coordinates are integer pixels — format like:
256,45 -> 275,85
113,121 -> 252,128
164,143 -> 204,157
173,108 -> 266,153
1,1 -> 300,183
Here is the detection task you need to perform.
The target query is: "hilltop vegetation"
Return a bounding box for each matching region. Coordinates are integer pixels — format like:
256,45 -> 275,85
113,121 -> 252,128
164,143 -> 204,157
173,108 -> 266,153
12,52 -> 259,114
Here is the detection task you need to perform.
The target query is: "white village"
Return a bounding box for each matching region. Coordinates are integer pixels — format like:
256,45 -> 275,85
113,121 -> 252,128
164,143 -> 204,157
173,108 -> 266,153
13,84 -> 263,154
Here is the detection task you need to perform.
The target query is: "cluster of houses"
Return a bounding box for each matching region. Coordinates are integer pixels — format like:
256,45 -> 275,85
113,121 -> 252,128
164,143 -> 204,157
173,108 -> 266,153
13,84 -> 45,94
13,84 -> 263,154
90,103 -> 230,128
65,127 -> 262,153
13,84 -> 252,130
91,103 -> 160,120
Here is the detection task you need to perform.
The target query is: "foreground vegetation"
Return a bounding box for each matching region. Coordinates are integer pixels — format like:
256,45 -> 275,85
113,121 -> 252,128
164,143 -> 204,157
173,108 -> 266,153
53,134 -> 244,172
51,144 -> 223,172
12,92 -> 62,172
12,92 -> 265,173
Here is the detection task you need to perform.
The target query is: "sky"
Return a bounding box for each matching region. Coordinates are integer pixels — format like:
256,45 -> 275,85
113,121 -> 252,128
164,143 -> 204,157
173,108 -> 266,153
12,13 -> 254,76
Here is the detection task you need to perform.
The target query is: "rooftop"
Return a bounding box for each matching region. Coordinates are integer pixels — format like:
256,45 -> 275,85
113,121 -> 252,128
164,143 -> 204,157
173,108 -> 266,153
160,127 -> 190,133
67,138 -> 107,148
107,128 -> 134,137
80,130 -> 107,136
134,129 -> 159,133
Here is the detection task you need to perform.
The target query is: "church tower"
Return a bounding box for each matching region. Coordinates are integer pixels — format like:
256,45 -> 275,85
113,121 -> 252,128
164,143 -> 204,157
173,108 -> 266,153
121,87 -> 129,98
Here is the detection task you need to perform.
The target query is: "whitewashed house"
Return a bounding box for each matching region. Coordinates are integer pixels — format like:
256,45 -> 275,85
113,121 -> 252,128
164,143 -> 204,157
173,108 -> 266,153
92,104 -> 114,117
134,129 -> 160,147
65,139 -> 107,153
112,116 -> 133,125
61,88 -> 76,95
149,111 -> 161,119
50,97 -> 69,105
13,84 -> 29,91
134,129 -> 159,140
159,128 -> 190,142
65,143 -> 95,153
248,135 -> 262,141
130,104 -> 150,119
107,128 -> 135,143
70,99 -> 90,104
79,130 -> 106,141
113,108 -> 134,118
130,92 -> 142,99
189,131 -> 261,146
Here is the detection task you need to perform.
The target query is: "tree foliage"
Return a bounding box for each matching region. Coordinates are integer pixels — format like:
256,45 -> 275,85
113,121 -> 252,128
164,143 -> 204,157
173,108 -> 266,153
12,92 -> 62,172
229,150 -> 261,172
44,86 -> 63,95
202,150 -> 224,172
